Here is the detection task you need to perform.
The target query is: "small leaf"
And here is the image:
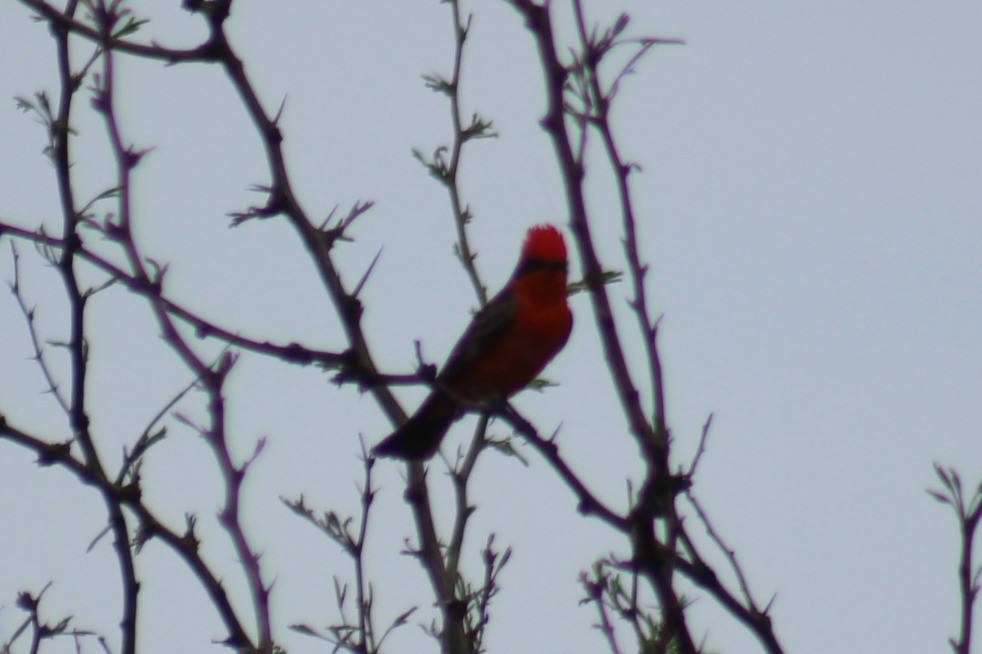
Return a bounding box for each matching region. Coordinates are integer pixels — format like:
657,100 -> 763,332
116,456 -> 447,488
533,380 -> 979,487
391,606 -> 417,627
422,73 -> 454,96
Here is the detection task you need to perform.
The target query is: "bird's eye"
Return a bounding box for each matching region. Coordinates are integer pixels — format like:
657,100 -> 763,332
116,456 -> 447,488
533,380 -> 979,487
521,258 -> 568,274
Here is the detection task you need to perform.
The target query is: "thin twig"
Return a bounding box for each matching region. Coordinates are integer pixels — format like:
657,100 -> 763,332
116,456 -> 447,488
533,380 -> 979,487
499,405 -> 628,531
94,8 -> 269,647
8,243 -> 71,414
1,220 -> 349,370
444,2 -> 491,306
929,464 -> 982,654
17,0 -> 222,63
0,414 -> 254,648
447,414 -> 491,585
685,491 -> 760,611
580,564 -> 624,654
42,3 -> 144,651
687,413 -> 714,478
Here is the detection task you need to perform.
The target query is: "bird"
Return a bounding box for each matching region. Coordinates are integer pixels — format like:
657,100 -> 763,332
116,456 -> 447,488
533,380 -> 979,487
373,224 -> 574,460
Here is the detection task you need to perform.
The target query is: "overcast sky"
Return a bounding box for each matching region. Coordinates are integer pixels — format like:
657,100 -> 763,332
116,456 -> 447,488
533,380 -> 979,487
2,2 -> 981,653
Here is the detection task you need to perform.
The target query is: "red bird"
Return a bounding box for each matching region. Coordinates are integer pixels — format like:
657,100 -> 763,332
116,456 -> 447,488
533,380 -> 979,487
374,224 -> 574,460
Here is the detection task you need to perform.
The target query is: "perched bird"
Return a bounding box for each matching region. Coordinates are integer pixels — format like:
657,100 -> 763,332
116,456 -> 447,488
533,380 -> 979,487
374,224 -> 574,460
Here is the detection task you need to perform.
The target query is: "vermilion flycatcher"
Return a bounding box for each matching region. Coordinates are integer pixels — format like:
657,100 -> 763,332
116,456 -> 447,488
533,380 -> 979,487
374,224 -> 573,460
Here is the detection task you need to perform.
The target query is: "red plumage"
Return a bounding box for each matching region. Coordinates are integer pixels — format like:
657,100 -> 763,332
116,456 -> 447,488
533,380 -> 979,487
374,224 -> 573,460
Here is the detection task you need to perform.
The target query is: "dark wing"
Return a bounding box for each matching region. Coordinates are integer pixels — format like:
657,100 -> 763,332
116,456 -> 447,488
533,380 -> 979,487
438,285 -> 517,385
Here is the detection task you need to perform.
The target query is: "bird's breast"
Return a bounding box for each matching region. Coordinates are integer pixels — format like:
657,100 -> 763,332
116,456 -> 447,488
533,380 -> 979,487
453,300 -> 572,401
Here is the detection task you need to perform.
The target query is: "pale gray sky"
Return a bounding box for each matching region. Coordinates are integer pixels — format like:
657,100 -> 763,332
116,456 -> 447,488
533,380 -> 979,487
1,2 -> 981,653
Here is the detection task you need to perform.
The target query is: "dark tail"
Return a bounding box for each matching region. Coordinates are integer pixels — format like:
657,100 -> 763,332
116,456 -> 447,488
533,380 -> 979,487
373,392 -> 459,460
